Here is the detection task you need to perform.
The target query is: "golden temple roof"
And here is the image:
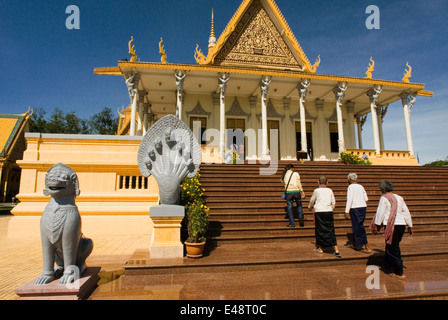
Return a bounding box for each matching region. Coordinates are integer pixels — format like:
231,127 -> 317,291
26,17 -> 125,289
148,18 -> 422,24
196,0 -> 318,73
0,111 -> 31,159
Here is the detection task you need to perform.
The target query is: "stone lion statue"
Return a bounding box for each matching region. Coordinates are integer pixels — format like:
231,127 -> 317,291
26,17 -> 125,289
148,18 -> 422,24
36,163 -> 93,285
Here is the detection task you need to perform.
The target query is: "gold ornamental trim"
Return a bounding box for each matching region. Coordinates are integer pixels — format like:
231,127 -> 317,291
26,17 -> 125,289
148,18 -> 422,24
116,61 -> 429,92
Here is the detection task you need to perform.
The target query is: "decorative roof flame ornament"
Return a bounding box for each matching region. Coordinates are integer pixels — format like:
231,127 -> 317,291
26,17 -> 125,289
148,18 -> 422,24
194,44 -> 207,64
310,55 -> 321,73
365,57 -> 375,79
159,38 -> 168,64
128,36 -> 138,62
402,62 -> 412,83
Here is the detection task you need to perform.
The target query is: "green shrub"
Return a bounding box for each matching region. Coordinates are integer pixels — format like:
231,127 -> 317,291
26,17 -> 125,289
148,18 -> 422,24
180,171 -> 209,243
339,152 -> 372,165
185,201 -> 209,243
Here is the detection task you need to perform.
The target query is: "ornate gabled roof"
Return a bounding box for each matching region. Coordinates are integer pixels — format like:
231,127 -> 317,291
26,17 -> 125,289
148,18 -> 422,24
196,0 -> 320,73
0,111 -> 31,160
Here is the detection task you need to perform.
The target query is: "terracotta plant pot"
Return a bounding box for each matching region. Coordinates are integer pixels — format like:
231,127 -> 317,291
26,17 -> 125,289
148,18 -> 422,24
185,241 -> 206,258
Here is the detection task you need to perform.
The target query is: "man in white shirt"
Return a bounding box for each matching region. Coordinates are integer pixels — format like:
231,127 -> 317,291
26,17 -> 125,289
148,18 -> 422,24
345,173 -> 371,252
308,176 -> 341,258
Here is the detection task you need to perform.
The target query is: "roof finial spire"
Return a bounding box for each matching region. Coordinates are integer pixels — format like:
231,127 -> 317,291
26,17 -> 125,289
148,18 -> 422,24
208,9 -> 216,50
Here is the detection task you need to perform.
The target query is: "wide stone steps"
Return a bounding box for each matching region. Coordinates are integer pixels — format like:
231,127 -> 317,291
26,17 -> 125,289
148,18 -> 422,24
121,236 -> 448,300
208,220 -> 448,243
124,236 -> 448,276
119,163 -> 448,300
200,162 -> 448,244
210,213 -> 448,228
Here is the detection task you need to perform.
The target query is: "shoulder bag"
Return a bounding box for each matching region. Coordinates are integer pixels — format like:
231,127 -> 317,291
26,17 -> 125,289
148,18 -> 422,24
281,172 -> 293,199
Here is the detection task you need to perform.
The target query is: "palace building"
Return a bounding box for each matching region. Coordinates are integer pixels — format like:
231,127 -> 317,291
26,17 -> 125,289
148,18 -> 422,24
0,111 -> 30,203
9,0 -> 432,237
95,0 -> 432,165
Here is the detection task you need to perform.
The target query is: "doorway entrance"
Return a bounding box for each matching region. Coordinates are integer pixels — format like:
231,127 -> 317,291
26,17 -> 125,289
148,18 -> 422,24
190,116 -> 207,145
267,120 -> 280,158
295,121 -> 313,160
227,118 -> 246,160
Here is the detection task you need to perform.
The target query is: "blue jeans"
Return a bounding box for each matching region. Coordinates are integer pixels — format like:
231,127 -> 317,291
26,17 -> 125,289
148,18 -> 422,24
286,192 -> 304,227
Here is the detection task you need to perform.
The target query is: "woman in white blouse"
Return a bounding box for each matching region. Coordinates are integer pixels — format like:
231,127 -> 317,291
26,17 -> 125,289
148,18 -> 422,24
345,173 -> 371,252
372,180 -> 414,279
309,176 -> 341,258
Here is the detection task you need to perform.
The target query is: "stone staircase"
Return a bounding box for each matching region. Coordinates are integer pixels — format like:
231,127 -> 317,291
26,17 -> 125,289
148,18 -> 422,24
201,162 -> 448,244
122,162 -> 448,300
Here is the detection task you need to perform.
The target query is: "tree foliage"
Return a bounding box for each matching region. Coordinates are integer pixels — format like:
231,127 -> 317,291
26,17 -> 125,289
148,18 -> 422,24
29,107 -> 118,135
424,157 -> 448,166
88,107 -> 119,135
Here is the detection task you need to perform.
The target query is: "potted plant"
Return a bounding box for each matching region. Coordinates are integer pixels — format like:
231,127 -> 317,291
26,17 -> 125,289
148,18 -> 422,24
180,171 -> 209,258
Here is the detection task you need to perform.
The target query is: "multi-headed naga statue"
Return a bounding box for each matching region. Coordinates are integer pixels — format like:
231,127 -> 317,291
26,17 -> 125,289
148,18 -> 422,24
36,163 -> 93,285
137,114 -> 201,205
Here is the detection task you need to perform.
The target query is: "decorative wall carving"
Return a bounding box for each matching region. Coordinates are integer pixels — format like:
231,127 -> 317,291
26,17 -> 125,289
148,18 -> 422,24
186,101 -> 212,119
226,97 -> 250,117
214,0 -> 302,69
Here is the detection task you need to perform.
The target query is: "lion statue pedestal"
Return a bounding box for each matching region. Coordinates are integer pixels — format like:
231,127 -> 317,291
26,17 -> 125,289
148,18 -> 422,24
16,163 -> 99,300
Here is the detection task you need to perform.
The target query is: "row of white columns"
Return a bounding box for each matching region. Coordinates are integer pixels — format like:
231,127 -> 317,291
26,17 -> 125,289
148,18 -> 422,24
127,73 -> 153,137
365,85 -> 416,157
130,91 -> 152,136
130,70 -> 417,159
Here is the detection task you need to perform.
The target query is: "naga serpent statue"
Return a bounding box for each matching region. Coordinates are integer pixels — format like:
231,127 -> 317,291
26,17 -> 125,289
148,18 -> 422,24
137,114 -> 201,205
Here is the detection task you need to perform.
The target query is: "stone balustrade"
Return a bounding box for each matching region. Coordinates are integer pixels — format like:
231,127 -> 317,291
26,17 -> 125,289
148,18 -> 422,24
346,149 -> 419,166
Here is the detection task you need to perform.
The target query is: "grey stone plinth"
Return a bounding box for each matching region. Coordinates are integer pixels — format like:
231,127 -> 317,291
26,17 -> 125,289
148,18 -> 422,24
150,204 -> 185,218
15,267 -> 100,300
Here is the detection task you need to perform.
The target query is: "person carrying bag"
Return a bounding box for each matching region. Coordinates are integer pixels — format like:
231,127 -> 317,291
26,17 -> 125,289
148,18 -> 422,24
281,164 -> 305,227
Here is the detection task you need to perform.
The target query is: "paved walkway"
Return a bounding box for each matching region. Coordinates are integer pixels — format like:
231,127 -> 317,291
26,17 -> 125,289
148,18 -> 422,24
0,215 -> 150,300
2,214 -> 448,300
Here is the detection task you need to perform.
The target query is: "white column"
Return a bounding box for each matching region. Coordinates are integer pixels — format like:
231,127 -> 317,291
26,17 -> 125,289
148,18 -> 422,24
260,75 -> 272,159
367,85 -> 383,155
400,93 -> 416,157
315,98 -> 326,160
218,73 -> 229,155
355,114 -> 367,149
333,82 -> 347,154
137,103 -> 143,136
298,79 -> 310,154
137,90 -> 147,136
345,101 -> 356,149
126,73 -> 139,137
377,104 -> 388,150
175,70 -> 186,120
130,90 -> 138,136
283,97 -> 292,160
143,103 -> 150,134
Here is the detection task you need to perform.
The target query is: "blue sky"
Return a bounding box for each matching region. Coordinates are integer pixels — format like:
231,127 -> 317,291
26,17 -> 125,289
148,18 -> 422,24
1,0 -> 447,164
